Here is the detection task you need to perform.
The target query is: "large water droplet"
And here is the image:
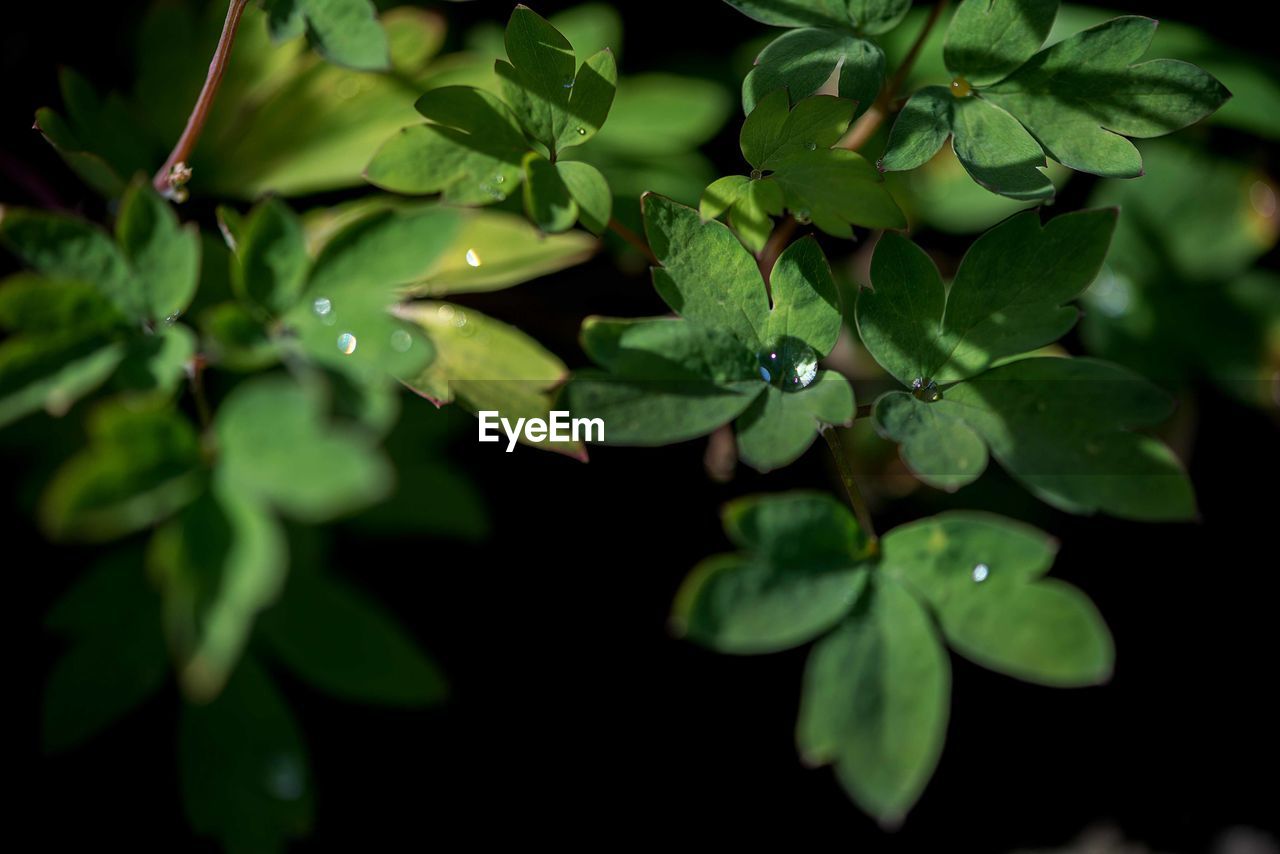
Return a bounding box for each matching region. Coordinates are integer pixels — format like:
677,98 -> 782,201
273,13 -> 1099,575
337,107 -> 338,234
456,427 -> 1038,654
911,376 -> 941,402
758,336 -> 819,391
390,329 -> 413,353
972,563 -> 989,583
950,76 -> 973,98
465,248 -> 482,267
337,332 -> 358,355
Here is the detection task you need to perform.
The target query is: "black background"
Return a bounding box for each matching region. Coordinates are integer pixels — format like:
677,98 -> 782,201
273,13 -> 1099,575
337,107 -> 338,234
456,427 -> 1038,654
4,0 -> 1278,849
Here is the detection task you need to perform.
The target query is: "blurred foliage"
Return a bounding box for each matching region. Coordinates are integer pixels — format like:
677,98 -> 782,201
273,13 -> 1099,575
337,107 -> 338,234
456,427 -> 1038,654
2,0 -> 1276,848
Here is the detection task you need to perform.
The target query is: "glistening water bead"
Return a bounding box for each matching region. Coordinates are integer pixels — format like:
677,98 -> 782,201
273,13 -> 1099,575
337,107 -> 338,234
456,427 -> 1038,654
337,332 -> 358,355
950,75 -> 973,98
972,563 -> 990,583
758,337 -> 819,391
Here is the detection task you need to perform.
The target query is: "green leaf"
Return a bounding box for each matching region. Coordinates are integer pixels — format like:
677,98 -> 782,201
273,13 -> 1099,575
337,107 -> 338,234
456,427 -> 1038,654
233,197 -> 309,316
797,576 -> 949,825
874,391 -> 988,491
113,322 -> 197,396
0,207 -> 136,320
200,302 -> 280,372
588,73 -> 731,157
873,357 -> 1196,519
522,152 -> 579,233
983,16 -> 1230,177
944,0 -> 1059,87
495,5 -> 617,155
735,372 -> 855,471
673,491 -> 871,653
881,512 -> 1114,686
115,178 -> 200,323
40,397 -> 204,541
856,209 -> 1116,385
260,568 -> 446,706
410,209 -> 598,296
700,174 -> 785,253
879,86 -> 954,172
365,87 -> 529,204
743,28 -> 884,115
269,0 -> 389,70
951,94 -> 1055,201
643,193 -> 769,344
180,658 -> 313,850
736,91 -> 906,237
724,0 -> 910,33
150,487 -> 288,701
556,160 -> 612,234
215,376 -> 391,522
400,301 -> 584,458
0,276 -> 127,427
43,553 -> 167,751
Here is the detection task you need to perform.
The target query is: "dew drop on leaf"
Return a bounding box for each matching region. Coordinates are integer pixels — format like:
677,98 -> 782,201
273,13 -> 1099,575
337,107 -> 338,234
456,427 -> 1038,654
805,142 -> 817,151
911,376 -> 941,402
576,127 -> 587,135
758,337 -> 818,391
972,563 -> 989,583
950,76 -> 973,98
337,332 -> 358,355
465,248 -> 482,267
312,297 -> 332,317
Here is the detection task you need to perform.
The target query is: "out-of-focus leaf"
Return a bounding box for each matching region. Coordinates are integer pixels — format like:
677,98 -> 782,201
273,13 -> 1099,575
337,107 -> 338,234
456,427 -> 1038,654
400,301 -> 583,458
797,576 -> 949,825
200,302 -> 280,372
724,0 -> 911,33
150,487 -> 287,701
215,376 -> 391,522
180,658 -> 312,850
261,567 -> 446,706
233,197 -> 309,316
266,0 -> 389,70
113,322 -> 197,396
43,553 -> 167,752
588,73 -> 731,157
115,178 -> 200,323
40,397 -> 204,541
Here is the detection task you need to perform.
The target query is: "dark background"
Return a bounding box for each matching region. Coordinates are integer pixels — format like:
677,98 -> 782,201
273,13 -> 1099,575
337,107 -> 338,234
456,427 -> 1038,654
4,1 -> 1277,849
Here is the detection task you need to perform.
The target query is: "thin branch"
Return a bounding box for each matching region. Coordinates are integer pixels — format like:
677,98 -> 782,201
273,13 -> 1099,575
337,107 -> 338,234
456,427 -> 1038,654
153,0 -> 250,197
821,425 -> 877,541
608,217 -> 659,265
837,0 -> 949,152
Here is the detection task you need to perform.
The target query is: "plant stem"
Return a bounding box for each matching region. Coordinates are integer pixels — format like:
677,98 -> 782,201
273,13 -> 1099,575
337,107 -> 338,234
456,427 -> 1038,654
756,214 -> 797,290
837,0 -> 949,152
608,217 -> 659,265
821,425 -> 877,540
188,354 -> 212,431
153,0 -> 250,196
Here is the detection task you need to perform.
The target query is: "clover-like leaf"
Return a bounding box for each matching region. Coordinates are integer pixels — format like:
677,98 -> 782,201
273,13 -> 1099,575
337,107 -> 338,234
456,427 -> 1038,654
40,397 -> 205,541
564,195 -> 855,472
673,491 -> 871,653
704,91 -> 905,248
180,657 -> 312,850
882,2 -> 1230,200
260,567 -> 447,706
43,553 -> 168,752
215,376 -> 391,522
263,0 -> 389,71
115,179 -> 201,322
881,513 -> 1114,686
496,5 -> 617,156
856,216 -> 1195,519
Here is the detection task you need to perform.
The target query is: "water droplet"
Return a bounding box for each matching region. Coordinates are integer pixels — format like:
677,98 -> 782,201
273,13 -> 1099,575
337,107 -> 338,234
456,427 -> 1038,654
337,332 -> 358,355
750,169 -> 763,180
163,312 -> 180,325
436,304 -> 456,323
576,127 -> 587,135
805,141 -> 817,151
875,158 -> 885,172
758,337 -> 818,391
911,376 -> 941,402
794,209 -> 812,224
494,174 -> 506,184
390,329 -> 413,352
465,248 -> 482,267
971,563 -> 989,583
452,311 -> 467,329
950,76 -> 973,98
312,297 -> 332,317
